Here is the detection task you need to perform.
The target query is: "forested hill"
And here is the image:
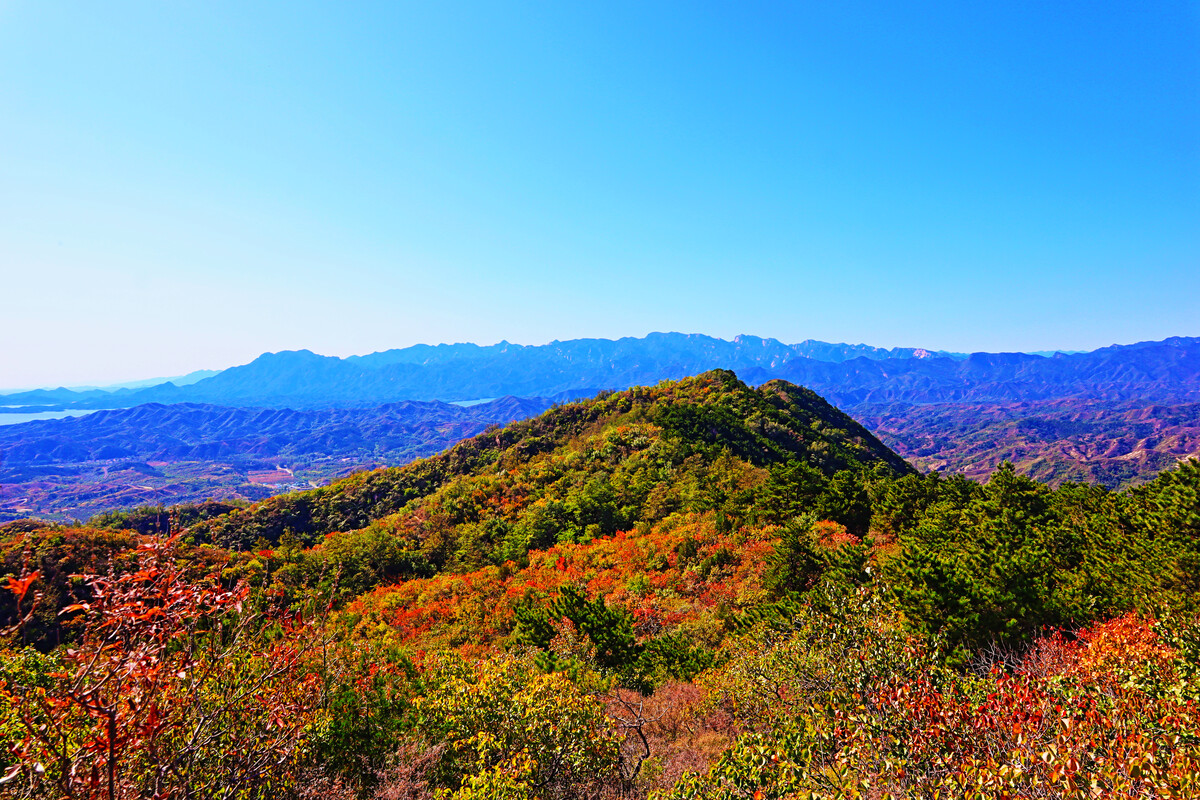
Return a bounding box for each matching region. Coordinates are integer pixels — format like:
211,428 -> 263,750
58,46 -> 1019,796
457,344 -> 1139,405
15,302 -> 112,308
187,370 -> 912,551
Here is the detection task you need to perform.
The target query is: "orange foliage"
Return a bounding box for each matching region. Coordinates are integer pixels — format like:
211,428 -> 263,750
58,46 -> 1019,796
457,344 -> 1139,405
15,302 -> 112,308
340,513 -> 777,653
1024,613 -> 1179,684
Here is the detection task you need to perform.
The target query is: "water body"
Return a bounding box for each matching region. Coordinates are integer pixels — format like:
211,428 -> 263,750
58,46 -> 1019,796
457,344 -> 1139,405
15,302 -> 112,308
450,398 -> 497,407
0,409 -> 98,426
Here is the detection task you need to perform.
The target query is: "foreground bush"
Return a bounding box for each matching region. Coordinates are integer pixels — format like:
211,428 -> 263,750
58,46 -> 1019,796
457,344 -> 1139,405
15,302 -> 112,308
659,604 -> 1200,799
0,537 -> 326,799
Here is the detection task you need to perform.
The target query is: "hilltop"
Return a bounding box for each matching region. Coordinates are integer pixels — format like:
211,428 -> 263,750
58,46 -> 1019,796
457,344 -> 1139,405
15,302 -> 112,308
188,370 -> 912,552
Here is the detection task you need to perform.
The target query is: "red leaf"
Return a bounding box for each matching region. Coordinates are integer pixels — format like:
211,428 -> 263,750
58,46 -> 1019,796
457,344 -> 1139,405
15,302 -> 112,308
5,571 -> 39,602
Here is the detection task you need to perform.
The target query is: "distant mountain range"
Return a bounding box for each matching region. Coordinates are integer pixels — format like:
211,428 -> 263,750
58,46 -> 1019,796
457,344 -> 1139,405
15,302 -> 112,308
3,333 -> 1197,411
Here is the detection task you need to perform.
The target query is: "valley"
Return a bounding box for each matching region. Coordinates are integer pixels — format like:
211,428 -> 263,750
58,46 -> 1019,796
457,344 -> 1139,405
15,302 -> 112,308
854,398 -> 1200,487
0,397 -> 556,522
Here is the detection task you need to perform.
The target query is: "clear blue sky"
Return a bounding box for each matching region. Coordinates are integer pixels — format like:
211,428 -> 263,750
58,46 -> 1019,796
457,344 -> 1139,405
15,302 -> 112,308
2,1 -> 1197,388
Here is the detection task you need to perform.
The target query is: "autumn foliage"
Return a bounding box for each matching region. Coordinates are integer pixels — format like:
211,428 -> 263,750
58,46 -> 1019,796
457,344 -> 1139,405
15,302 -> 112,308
1,374 -> 1199,798
1,537 -> 325,799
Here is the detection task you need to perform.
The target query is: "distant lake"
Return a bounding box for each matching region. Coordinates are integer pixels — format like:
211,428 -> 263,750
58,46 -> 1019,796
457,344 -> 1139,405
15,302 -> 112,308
0,409 -> 98,426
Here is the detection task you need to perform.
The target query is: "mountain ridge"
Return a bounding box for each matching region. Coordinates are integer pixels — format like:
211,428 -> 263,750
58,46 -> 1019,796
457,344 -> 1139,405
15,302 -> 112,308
4,333 -> 1195,411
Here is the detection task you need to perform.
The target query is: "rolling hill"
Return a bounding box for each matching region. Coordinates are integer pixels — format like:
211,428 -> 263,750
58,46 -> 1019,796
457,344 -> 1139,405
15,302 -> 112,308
187,370 -> 913,551
855,398 -> 1200,487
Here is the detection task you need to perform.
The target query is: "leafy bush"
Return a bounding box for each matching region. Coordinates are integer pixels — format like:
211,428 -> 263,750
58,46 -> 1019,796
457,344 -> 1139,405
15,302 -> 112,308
412,653 -> 622,799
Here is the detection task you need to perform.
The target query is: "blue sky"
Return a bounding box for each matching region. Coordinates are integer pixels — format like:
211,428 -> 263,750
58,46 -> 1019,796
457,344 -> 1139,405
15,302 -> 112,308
2,1 -> 1197,388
